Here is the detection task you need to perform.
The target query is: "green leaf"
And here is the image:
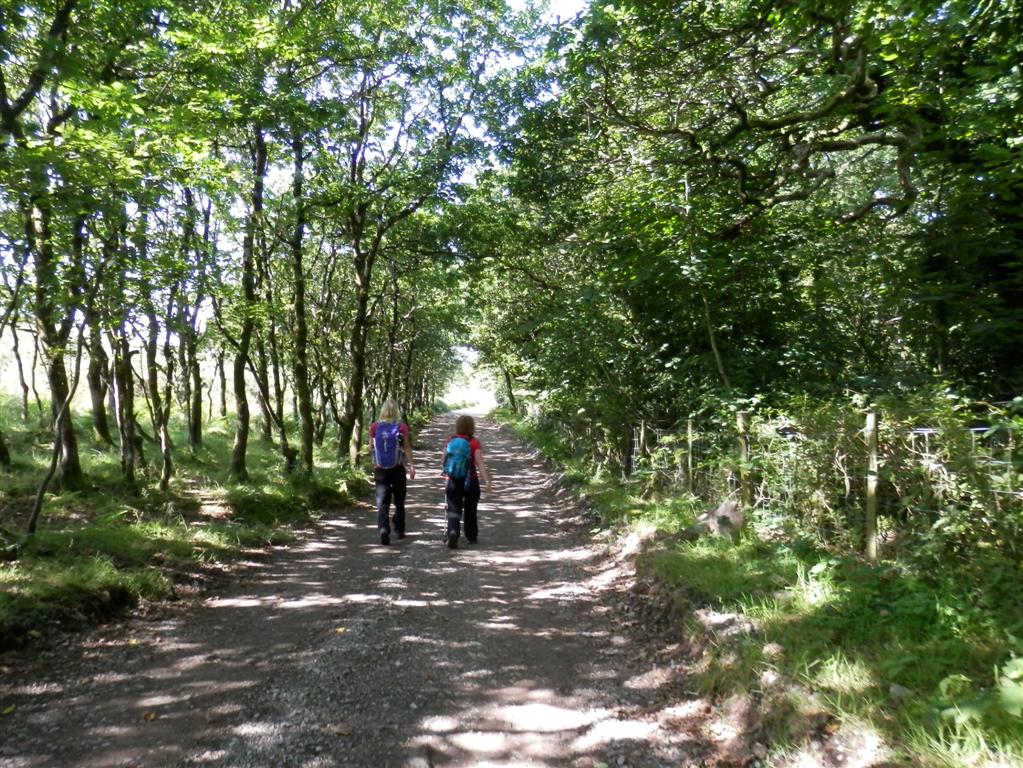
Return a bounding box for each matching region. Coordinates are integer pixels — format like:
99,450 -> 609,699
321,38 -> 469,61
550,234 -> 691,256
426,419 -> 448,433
940,701 -> 986,725
998,678 -> 1023,718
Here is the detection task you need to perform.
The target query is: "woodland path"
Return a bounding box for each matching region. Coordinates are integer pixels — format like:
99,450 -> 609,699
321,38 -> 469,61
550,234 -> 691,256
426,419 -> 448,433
1,415 -> 718,768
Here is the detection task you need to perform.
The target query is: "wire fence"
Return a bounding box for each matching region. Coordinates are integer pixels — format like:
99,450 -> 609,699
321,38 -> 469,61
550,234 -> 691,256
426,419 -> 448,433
629,405 -> 1022,555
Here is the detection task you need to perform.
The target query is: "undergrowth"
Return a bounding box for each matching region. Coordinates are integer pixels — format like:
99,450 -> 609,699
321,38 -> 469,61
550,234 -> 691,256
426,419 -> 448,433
495,405 -> 1023,768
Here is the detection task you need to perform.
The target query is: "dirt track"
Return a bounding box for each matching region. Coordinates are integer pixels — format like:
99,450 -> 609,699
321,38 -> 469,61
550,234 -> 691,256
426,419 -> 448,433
0,415 -> 715,767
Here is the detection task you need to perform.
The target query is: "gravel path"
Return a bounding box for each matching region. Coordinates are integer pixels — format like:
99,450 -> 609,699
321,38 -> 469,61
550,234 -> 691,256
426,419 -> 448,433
0,415 -> 715,767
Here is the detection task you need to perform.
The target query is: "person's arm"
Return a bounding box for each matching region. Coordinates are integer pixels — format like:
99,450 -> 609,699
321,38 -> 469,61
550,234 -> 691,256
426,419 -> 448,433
473,446 -> 492,491
403,425 -> 416,479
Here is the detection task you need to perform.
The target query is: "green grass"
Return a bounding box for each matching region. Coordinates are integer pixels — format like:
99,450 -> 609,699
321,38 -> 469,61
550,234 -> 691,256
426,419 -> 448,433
646,537 -> 1023,766
494,407 -> 1023,768
0,396 -> 377,649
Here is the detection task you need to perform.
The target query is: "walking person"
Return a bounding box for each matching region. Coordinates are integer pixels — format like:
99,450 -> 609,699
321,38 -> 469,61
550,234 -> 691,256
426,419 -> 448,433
442,414 -> 492,549
369,399 -> 416,545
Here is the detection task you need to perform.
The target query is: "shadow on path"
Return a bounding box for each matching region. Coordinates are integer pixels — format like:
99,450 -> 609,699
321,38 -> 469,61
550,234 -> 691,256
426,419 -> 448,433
0,415 -> 707,768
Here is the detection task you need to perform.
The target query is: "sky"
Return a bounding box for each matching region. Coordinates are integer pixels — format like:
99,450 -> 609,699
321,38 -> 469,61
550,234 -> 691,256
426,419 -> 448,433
514,0 -> 586,23
544,0 -> 586,21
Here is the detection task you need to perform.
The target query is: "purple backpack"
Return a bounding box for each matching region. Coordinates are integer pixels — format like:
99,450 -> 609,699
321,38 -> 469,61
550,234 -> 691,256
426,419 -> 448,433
373,423 -> 402,468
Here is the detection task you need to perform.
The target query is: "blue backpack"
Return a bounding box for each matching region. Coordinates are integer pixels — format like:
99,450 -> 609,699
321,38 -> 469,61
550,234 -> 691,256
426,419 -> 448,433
444,436 -> 473,480
373,422 -> 402,468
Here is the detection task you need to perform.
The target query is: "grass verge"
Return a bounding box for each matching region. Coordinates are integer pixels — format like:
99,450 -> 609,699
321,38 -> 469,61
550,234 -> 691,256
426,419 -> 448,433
0,400 -> 373,650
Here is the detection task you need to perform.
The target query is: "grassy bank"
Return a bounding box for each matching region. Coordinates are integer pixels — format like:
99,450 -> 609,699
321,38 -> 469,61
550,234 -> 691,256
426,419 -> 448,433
495,407 -> 1023,768
0,399 -> 372,649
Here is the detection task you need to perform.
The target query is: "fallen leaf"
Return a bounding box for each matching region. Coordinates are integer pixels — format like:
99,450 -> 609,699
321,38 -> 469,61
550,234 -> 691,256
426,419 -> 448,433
2,704 -> 16,716
325,723 -> 350,735
334,627 -> 348,634
142,711 -> 158,721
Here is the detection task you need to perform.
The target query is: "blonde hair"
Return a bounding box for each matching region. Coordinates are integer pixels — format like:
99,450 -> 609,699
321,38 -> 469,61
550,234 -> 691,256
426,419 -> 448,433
454,414 -> 475,436
378,399 -> 400,423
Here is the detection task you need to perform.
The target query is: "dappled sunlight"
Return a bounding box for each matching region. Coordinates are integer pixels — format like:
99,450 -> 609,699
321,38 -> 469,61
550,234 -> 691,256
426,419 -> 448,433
622,665 -> 677,691
136,692 -> 183,708
232,721 -> 277,737
210,593 -> 342,609
527,581 -> 593,600
489,702 -> 606,732
412,684 -> 670,765
571,717 -> 660,750
336,592 -> 387,604
7,680 -> 66,696
0,416 -> 694,767
810,654 -> 877,695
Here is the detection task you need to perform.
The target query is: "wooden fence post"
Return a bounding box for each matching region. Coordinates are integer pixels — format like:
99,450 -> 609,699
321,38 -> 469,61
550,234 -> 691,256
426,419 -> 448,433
686,417 -> 695,494
865,410 -> 879,562
737,411 -> 751,509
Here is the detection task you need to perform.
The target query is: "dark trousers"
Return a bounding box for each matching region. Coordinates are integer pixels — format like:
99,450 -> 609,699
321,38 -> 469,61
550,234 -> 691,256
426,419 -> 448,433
445,477 -> 480,542
375,465 -> 407,534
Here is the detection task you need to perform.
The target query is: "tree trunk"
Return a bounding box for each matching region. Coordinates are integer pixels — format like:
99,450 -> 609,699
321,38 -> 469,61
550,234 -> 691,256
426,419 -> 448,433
186,188 -> 210,447
28,196 -> 84,489
230,124 -> 267,482
216,348 -> 227,418
86,310 -> 113,445
382,260 -> 401,403
143,278 -> 175,492
290,136 -> 315,473
504,368 -> 518,413
337,247 -> 374,465
176,318 -> 190,412
113,332 -> 137,490
254,338 -> 274,444
158,302 -> 176,490
0,429 -> 10,467
401,334 -> 415,416
9,308 -> 31,421
30,332 -> 44,422
187,334 -> 202,448
230,339 -> 252,481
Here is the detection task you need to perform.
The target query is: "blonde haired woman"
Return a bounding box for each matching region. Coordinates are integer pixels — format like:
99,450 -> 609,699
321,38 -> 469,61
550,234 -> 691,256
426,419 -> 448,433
369,399 -> 416,545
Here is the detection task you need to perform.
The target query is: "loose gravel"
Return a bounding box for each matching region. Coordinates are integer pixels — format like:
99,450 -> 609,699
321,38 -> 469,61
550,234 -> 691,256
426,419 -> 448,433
0,414 -> 717,768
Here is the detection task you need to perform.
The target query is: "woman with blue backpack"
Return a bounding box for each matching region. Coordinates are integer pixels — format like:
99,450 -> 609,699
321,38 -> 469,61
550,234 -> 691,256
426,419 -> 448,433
369,399 -> 416,545
443,414 -> 492,549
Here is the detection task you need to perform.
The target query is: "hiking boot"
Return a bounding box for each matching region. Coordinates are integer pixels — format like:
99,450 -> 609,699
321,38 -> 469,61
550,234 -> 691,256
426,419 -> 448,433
380,530 -> 390,546
446,532 -> 458,549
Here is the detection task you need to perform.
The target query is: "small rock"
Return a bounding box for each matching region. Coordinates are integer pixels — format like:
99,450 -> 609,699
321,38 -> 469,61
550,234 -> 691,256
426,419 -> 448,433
888,683 -> 913,702
752,742 -> 768,759
762,642 -> 784,660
